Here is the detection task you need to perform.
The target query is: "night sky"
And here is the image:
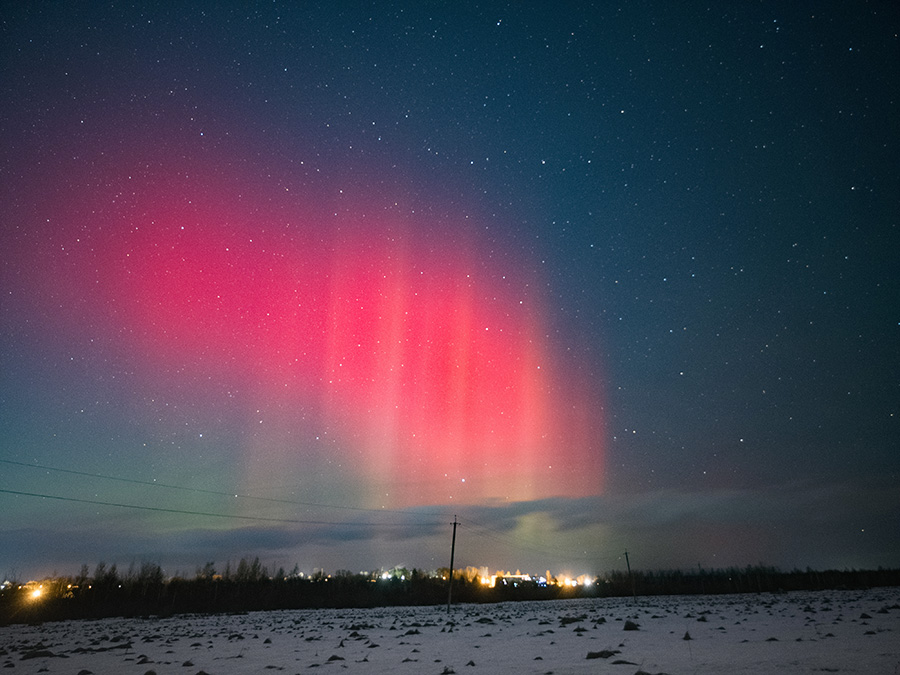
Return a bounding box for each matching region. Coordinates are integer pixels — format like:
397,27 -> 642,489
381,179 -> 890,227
2,2 -> 898,580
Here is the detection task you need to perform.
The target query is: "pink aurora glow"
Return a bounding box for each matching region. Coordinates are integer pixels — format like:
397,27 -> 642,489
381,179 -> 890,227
16,154 -> 605,509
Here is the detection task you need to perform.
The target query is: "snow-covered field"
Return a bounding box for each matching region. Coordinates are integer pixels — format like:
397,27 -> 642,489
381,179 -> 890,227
2,588 -> 898,674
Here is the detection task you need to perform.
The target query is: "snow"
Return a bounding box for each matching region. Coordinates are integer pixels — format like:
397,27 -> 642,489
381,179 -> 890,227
3,588 -> 898,674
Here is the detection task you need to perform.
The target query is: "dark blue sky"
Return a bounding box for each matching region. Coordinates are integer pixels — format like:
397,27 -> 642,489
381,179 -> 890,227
2,2 -> 898,579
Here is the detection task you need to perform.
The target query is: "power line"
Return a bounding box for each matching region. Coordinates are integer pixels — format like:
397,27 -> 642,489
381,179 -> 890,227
0,487 -> 441,528
1,459 -> 611,566
0,457 -> 438,519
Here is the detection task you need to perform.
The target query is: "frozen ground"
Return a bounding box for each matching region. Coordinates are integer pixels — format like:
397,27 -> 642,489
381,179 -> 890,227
2,587 -> 898,674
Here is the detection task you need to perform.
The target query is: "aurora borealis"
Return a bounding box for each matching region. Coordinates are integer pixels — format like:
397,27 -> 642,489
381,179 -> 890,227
10,147 -> 601,510
2,2 -> 898,578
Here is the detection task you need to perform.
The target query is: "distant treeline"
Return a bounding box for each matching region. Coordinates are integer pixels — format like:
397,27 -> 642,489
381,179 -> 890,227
606,565 -> 900,597
2,560 -> 898,626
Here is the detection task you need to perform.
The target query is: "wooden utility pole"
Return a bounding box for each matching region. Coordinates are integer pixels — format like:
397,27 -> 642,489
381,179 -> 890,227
447,515 -> 458,613
624,550 -> 636,602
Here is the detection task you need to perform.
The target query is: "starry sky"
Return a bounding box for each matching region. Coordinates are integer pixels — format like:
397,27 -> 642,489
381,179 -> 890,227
2,2 -> 898,580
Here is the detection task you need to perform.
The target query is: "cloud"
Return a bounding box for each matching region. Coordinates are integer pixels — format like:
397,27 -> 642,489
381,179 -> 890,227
4,476 -> 897,580
446,475 -> 900,570
458,475 -> 897,536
